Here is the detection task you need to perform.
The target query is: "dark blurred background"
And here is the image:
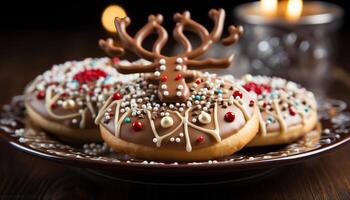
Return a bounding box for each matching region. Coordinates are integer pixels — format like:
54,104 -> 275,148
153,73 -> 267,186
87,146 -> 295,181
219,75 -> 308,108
0,0 -> 349,104
0,0 -> 348,31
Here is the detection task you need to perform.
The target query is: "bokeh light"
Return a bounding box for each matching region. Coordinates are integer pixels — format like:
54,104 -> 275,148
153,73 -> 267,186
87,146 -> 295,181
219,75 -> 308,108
101,5 -> 127,33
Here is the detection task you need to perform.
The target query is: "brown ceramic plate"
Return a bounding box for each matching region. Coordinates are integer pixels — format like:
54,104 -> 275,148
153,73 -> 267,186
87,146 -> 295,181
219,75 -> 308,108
1,96 -> 350,185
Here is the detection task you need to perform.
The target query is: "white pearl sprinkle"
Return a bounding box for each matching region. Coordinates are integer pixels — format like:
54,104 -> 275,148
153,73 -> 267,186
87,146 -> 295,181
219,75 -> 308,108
175,138 -> 181,143
159,58 -> 166,65
159,65 -> 166,71
170,137 -> 175,142
243,74 -> 253,82
176,57 -> 183,63
152,138 -> 158,143
163,91 -> 169,96
176,91 -> 182,96
177,85 -> 184,90
161,116 -> 174,128
161,84 -> 167,89
175,65 -> 182,71
179,133 -> 184,137
198,111 -> 211,124
154,71 -> 160,76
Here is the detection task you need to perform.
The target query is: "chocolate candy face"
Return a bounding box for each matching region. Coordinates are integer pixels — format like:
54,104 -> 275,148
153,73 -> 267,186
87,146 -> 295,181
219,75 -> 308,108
97,73 -> 256,152
25,58 -> 139,130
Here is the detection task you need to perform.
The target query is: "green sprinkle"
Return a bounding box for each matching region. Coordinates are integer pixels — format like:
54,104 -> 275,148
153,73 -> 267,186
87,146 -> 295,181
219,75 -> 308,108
124,117 -> 131,123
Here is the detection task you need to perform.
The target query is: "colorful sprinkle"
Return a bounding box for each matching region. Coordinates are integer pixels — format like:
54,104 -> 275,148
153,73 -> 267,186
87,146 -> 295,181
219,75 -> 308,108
196,135 -> 204,143
132,121 -> 143,131
112,57 -> 120,64
175,74 -> 182,80
242,82 -> 271,95
36,91 -> 45,99
73,69 -> 107,83
267,116 -> 274,123
50,102 -> 57,109
232,90 -> 243,99
161,75 -> 168,82
224,112 -> 235,122
124,117 -> 131,123
112,92 -> 122,100
289,106 -> 297,116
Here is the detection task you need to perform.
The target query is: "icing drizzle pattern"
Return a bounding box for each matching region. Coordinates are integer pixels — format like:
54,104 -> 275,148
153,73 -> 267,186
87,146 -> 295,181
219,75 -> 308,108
96,73 -> 254,152
26,58 -> 139,128
237,75 -> 317,135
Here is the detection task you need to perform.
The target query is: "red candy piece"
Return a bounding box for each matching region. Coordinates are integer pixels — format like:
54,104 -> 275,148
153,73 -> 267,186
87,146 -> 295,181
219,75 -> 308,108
88,91 -> 94,96
51,102 -> 57,109
289,106 -> 297,116
102,84 -> 112,89
195,79 -> 201,84
196,135 -> 204,143
224,112 -> 235,122
249,100 -> 254,107
232,90 -> 243,99
112,57 -> 120,64
36,91 -> 45,99
262,102 -> 267,108
161,75 -> 168,82
243,82 -> 272,95
254,87 -> 262,95
132,121 -> 143,131
73,69 -> 107,83
112,92 -> 122,100
175,74 -> 182,80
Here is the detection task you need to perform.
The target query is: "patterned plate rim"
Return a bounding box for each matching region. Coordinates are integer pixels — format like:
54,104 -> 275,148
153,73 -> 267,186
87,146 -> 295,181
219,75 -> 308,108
1,97 -> 350,170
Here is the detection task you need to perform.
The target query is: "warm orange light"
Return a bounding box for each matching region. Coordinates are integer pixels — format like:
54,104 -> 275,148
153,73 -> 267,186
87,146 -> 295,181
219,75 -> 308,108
101,5 -> 127,33
286,0 -> 303,21
260,0 -> 278,17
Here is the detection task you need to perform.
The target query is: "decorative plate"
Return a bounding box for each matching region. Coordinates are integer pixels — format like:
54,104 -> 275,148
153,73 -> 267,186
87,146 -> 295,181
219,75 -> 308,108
0,95 -> 349,185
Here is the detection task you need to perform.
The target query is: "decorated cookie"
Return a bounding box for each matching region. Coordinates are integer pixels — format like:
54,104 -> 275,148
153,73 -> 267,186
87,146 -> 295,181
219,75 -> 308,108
24,58 -> 139,143
96,9 -> 260,161
237,74 -> 318,146
96,73 -> 259,161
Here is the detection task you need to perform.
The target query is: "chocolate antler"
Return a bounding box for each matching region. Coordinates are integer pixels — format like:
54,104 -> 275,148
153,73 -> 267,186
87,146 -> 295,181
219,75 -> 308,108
100,9 -> 243,103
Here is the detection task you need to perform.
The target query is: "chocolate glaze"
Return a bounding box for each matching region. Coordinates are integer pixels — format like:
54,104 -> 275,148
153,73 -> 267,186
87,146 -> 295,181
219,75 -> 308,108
98,74 -> 255,151
25,94 -> 95,129
237,75 -> 317,134
24,58 -> 139,130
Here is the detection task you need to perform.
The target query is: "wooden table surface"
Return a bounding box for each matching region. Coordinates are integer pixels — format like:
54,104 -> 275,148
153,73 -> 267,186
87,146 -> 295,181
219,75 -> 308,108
1,30 -> 350,199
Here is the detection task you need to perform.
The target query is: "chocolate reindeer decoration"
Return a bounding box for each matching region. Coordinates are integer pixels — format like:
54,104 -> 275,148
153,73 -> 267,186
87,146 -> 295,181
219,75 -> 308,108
99,8 -> 243,103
